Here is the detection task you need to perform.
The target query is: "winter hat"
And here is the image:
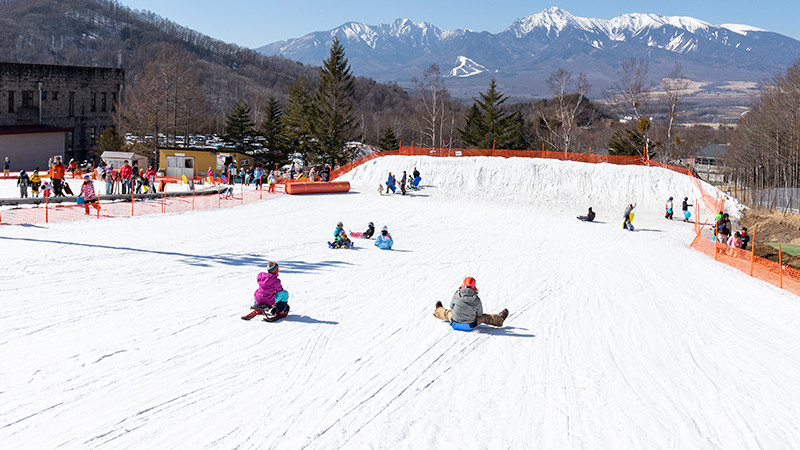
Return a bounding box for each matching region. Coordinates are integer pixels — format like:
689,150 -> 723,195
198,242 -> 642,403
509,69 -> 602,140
382,225 -> 388,231
669,197 -> 673,200
267,261 -> 279,273
337,221 -> 343,227
461,277 -> 477,290
84,175 -> 90,179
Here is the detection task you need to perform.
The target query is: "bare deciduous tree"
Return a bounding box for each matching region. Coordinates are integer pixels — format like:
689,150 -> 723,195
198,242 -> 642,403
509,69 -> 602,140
661,63 -> 690,161
539,68 -> 591,153
605,58 -> 654,156
411,64 -> 451,148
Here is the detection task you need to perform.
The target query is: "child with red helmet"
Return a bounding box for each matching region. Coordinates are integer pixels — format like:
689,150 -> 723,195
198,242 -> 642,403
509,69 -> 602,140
433,277 -> 509,329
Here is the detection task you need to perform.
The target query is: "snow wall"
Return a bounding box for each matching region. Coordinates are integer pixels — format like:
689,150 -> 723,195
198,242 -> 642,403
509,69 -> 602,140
340,155 -> 743,222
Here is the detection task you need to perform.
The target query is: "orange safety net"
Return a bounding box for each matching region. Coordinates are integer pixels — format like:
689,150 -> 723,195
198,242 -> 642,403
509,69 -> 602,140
691,235 -> 800,296
0,183 -> 282,225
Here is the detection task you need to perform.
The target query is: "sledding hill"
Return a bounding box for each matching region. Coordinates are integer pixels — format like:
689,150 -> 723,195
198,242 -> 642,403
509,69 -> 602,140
1,156 -> 798,448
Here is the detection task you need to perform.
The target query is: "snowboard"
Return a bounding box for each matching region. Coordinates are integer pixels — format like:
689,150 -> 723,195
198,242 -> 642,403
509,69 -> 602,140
63,182 -> 74,195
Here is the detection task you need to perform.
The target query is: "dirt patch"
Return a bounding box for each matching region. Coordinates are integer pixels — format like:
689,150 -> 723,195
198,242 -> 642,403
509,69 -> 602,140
739,209 -> 800,269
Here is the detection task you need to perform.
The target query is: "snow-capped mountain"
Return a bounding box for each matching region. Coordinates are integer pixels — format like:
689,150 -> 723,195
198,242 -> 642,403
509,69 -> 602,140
256,7 -> 800,105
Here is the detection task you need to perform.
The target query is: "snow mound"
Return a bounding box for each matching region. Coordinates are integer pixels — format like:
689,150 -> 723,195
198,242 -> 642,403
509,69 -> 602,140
341,155 -> 742,220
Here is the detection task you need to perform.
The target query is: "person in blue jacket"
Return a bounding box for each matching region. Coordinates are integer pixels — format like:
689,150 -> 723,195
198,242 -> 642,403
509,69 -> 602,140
385,172 -> 396,194
375,226 -> 393,249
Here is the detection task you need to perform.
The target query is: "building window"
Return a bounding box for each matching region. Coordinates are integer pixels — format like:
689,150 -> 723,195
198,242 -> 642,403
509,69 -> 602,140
101,92 -> 107,112
7,91 -> 14,113
68,92 -> 75,117
90,127 -> 96,145
22,90 -> 35,107
91,92 -> 96,112
111,92 -> 117,112
41,90 -> 47,100
53,91 -> 59,101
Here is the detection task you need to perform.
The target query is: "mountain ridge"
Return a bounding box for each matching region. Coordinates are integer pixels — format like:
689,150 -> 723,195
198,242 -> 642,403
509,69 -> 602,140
256,7 -> 800,117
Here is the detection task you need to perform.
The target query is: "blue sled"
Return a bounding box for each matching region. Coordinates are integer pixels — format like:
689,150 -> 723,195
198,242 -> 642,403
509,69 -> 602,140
450,321 -> 476,332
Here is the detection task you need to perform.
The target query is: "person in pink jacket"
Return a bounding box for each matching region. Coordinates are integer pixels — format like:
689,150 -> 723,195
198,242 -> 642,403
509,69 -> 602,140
242,261 -> 290,320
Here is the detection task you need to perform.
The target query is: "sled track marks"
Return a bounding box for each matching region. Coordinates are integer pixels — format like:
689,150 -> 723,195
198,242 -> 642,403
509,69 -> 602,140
307,330 -> 488,447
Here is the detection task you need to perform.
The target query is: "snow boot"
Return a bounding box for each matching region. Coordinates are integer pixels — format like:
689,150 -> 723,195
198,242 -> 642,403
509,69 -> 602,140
499,309 -> 509,320
435,301 -> 443,309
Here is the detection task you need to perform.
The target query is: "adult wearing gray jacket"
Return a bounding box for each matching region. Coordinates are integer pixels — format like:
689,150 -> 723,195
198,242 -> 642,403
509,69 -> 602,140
623,203 -> 635,230
433,277 -> 508,327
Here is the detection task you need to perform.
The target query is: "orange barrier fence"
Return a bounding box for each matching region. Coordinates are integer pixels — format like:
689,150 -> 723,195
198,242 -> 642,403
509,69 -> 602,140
0,182 -> 284,225
285,181 -> 350,195
691,234 -> 800,296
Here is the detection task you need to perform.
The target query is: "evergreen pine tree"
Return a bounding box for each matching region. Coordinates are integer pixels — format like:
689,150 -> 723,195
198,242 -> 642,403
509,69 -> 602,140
311,37 -> 356,165
378,127 -> 399,150
97,128 -> 124,154
258,95 -> 287,168
223,99 -> 255,152
282,77 -> 317,164
459,79 -> 523,149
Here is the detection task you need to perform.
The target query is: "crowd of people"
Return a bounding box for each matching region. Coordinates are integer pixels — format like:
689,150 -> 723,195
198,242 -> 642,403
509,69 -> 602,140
382,167 -> 421,195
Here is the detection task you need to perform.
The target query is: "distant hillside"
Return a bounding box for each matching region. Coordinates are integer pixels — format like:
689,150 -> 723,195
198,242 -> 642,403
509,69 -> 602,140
0,0 -> 413,131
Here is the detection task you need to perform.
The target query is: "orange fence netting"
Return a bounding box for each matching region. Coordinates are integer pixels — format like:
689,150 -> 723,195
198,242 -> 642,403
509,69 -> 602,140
0,182 -> 283,225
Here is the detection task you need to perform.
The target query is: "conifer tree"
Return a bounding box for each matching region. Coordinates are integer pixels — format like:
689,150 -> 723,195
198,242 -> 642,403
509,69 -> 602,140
378,127 -> 399,150
282,77 -> 317,163
223,99 -> 255,152
311,37 -> 356,164
258,95 -> 287,168
459,79 -> 522,149
97,128 -> 124,154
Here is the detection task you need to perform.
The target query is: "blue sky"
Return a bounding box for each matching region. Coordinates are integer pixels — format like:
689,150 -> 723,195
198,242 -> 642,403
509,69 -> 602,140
121,0 -> 799,48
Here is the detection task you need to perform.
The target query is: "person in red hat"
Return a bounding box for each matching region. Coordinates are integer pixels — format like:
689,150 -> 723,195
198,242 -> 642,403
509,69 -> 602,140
433,277 -> 508,329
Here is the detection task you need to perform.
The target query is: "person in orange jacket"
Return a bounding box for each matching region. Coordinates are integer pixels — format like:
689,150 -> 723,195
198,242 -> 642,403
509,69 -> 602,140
49,156 -> 66,196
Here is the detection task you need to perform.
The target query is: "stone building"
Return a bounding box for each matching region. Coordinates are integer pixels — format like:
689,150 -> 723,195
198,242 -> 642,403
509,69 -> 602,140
0,62 -> 124,171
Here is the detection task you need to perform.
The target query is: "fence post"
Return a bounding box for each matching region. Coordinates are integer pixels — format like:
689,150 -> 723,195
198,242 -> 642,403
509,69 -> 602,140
192,183 -> 195,210
218,184 -> 221,209
131,185 -> 134,217
749,231 -> 755,277
714,240 -> 719,261
45,195 -> 49,223
779,244 -> 784,289
241,176 -> 244,205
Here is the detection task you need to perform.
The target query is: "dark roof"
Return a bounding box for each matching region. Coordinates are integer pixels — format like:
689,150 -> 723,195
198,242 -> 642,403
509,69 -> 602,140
695,143 -> 728,159
0,125 -> 72,136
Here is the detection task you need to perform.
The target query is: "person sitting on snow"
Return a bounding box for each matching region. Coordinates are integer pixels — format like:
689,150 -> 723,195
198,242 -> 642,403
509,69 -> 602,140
433,277 -> 509,329
242,261 -> 289,320
577,207 -> 595,222
374,226 -> 393,249
350,222 -> 375,239
330,221 -> 352,248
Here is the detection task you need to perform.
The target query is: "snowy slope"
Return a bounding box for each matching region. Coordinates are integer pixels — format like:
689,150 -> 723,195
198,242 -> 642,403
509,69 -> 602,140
1,156 -> 798,449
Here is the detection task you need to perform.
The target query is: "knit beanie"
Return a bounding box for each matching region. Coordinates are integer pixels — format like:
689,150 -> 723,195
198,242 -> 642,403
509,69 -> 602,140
267,261 -> 279,273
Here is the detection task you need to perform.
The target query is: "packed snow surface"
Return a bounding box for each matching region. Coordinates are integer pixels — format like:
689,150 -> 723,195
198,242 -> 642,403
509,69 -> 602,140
2,156 -> 799,448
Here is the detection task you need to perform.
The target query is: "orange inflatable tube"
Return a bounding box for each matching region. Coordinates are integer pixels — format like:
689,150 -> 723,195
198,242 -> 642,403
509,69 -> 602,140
284,181 -> 350,195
